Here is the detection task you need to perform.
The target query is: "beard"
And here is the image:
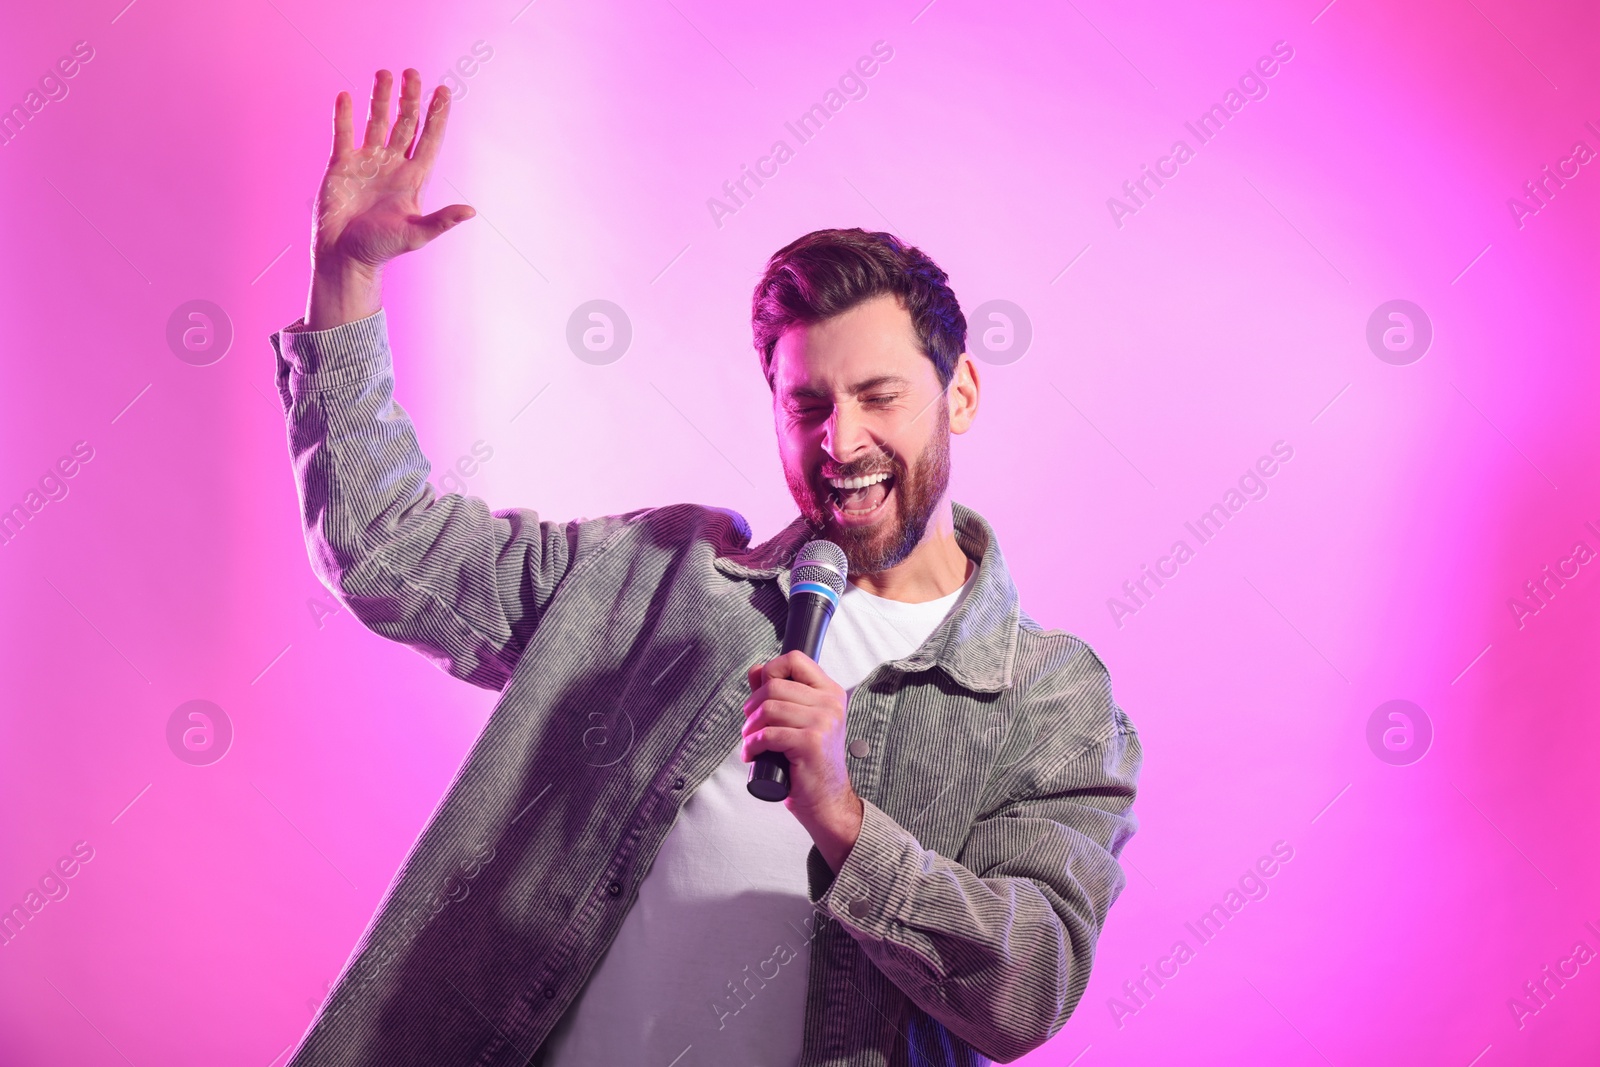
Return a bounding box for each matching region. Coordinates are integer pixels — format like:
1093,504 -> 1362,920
783,404 -> 952,577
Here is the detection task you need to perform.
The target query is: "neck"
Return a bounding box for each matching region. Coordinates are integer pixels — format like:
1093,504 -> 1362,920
848,497 -> 973,602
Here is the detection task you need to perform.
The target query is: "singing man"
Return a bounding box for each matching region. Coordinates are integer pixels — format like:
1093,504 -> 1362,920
272,68 -> 1141,1067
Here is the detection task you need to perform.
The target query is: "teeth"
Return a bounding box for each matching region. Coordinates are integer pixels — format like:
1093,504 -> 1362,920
827,471 -> 891,490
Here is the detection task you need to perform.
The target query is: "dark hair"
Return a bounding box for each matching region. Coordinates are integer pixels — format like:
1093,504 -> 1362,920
751,228 -> 967,389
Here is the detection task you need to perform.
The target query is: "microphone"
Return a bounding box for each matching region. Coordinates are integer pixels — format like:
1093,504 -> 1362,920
747,539 -> 849,802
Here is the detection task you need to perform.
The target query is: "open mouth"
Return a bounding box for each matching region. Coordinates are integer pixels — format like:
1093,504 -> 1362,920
825,469 -> 895,524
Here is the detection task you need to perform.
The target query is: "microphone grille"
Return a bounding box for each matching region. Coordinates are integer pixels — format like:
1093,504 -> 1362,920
792,539 -> 848,596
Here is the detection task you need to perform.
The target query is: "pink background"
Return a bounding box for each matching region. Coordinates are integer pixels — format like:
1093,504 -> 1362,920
2,0 -> 1598,1063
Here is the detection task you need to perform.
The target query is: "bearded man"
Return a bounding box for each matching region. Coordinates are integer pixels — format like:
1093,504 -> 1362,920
272,68 -> 1141,1067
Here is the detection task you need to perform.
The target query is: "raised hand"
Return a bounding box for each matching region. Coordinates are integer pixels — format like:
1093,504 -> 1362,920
305,68 -> 475,329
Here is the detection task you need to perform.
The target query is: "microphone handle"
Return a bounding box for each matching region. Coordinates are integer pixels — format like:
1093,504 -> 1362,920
748,591 -> 835,801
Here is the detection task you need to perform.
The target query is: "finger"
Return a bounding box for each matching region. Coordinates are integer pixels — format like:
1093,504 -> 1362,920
330,90 -> 354,159
747,661 -> 765,691
764,650 -> 827,686
411,84 -> 453,167
387,68 -> 423,154
742,699 -> 812,735
361,69 -> 394,150
406,204 -> 475,249
742,725 -> 807,761
742,678 -> 813,715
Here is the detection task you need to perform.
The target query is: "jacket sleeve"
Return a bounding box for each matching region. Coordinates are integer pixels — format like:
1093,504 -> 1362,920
269,309 -> 633,691
806,646 -> 1141,1063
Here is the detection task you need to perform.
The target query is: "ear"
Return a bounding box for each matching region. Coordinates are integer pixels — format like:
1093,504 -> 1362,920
947,352 -> 979,434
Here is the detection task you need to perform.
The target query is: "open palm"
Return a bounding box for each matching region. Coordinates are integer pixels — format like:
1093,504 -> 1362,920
314,68 -> 474,271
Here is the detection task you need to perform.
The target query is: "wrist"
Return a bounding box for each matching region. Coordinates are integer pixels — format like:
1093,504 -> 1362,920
306,256 -> 383,331
800,792 -> 864,873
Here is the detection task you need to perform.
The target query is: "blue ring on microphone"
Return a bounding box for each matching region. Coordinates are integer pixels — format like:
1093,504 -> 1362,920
791,580 -> 841,607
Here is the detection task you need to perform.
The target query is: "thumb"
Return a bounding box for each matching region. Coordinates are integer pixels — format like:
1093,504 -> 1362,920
409,203 -> 475,246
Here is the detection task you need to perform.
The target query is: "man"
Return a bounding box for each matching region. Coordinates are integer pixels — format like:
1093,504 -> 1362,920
273,68 -> 1140,1067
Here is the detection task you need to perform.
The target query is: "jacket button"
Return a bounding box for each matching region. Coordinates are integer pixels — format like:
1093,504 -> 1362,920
543,987 -> 556,999
848,739 -> 871,759
848,898 -> 870,919
607,882 -> 622,896
672,777 -> 685,790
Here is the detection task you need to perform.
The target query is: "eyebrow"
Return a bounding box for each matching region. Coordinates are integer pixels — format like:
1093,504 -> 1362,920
784,375 -> 914,401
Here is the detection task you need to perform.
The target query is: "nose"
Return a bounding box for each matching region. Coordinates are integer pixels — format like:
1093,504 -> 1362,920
822,401 -> 872,464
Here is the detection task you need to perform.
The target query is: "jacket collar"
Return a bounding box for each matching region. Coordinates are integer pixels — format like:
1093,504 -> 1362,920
713,502 -> 1020,693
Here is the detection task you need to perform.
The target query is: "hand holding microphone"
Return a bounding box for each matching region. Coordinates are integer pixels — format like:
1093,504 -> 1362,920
745,540 -> 849,804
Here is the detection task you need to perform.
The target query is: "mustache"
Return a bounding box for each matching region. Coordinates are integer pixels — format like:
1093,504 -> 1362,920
818,454 -> 901,482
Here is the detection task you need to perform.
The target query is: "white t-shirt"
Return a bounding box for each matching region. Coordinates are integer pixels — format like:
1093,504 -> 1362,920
540,562 -> 977,1067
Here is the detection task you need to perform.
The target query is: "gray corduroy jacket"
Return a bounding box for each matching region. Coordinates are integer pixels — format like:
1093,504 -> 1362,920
269,309 -> 1141,1067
